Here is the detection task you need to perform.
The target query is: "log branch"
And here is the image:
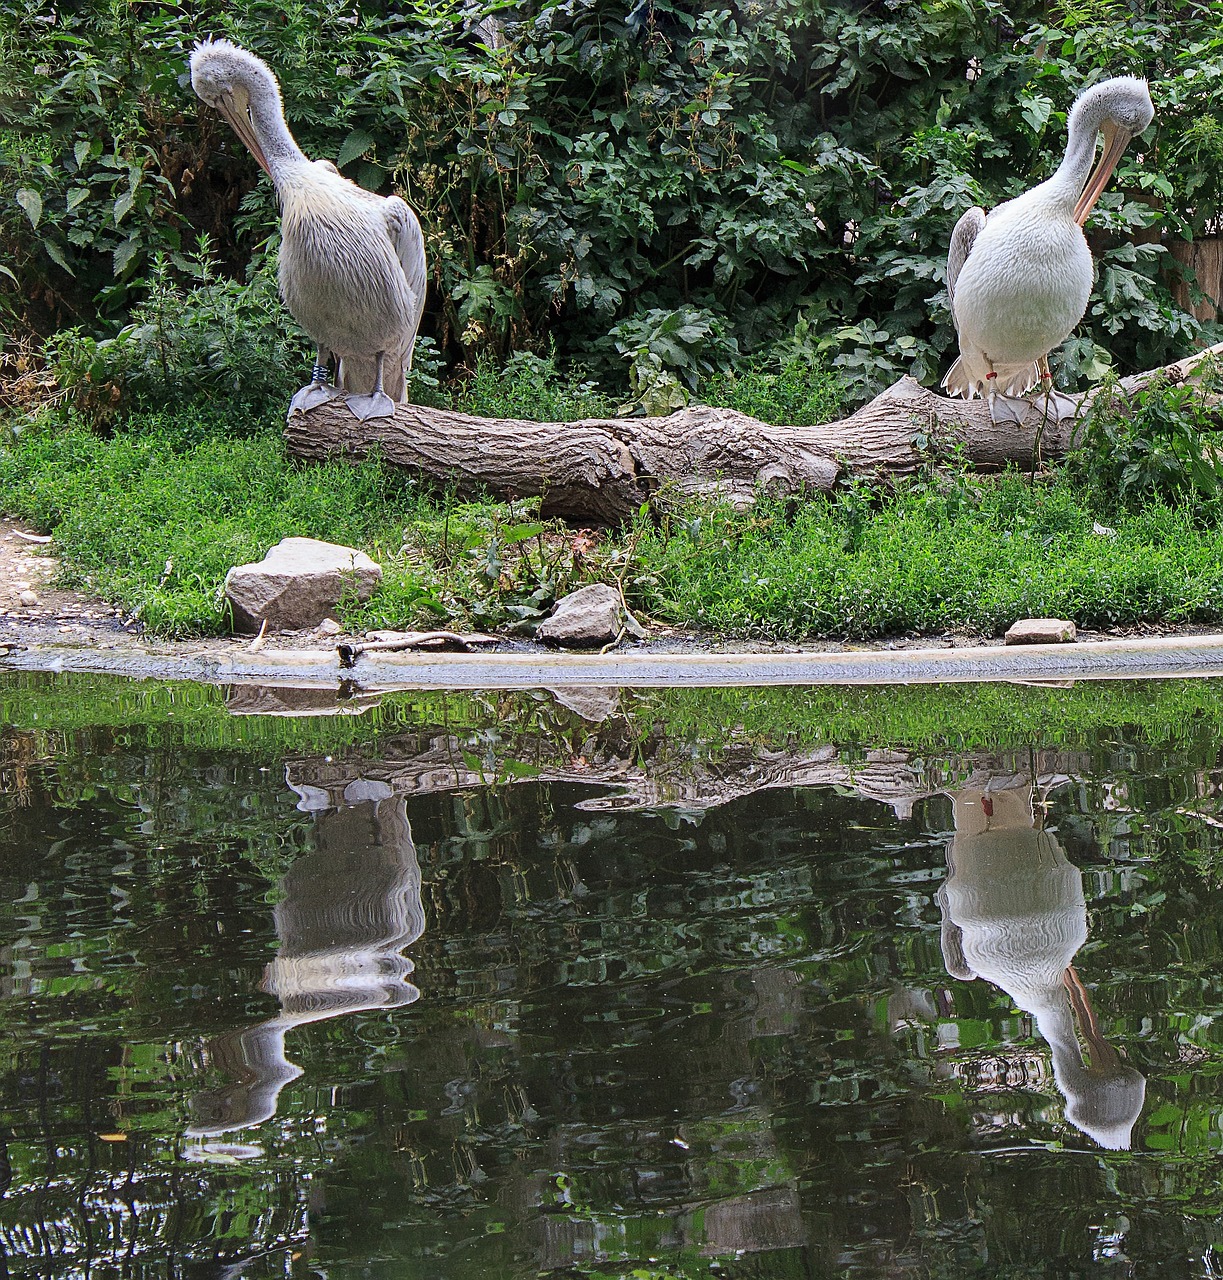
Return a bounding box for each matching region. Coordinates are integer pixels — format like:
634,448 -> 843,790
283,342 -> 1223,524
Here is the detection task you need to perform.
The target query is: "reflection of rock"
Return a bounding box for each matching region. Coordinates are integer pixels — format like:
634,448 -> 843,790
224,683 -> 383,718
187,791 -> 424,1136
543,685 -> 622,723
937,785 -> 1145,1150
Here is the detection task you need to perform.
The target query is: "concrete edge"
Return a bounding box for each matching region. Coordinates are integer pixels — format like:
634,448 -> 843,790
4,633 -> 1223,690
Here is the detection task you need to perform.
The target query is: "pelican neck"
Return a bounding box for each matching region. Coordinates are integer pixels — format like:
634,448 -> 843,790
248,80 -> 309,182
1045,102 -> 1105,208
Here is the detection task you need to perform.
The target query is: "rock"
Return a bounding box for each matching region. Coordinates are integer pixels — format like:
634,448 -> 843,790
224,537 -> 381,634
537,584 -> 623,648
1004,617 -> 1077,645
316,617 -> 344,636
18,590 -> 38,607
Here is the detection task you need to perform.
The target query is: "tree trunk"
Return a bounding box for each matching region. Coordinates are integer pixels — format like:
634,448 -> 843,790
283,342 -> 1223,524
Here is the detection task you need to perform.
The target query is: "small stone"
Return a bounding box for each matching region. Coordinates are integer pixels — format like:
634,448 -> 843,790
1004,617 -> 1077,645
18,590 -> 38,607
538,584 -> 624,648
316,617 -> 344,636
224,537 -> 381,634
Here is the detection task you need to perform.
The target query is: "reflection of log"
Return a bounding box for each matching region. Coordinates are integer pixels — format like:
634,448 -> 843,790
283,345 -> 1223,523
285,732 -> 1095,819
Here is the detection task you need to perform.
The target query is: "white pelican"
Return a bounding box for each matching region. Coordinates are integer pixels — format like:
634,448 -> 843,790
944,76 -> 1154,422
190,39 -> 427,421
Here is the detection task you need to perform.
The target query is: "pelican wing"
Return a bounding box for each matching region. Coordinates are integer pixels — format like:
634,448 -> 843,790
384,195 -> 428,352
946,206 -> 986,309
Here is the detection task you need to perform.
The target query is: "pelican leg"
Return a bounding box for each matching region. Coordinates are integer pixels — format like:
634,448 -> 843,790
984,368 -> 1030,425
288,348 -> 340,418
1036,355 -> 1080,422
345,351 -> 397,422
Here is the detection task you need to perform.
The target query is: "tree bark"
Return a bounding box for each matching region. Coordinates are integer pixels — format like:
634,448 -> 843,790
283,342 -> 1223,524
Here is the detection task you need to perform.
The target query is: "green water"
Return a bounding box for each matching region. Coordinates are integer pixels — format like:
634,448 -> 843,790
3,672 -> 1223,1278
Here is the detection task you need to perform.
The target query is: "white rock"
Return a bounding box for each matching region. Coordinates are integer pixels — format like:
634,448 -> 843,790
1004,617 -> 1077,645
538,584 -> 623,647
18,590 -> 38,607
224,537 -> 381,634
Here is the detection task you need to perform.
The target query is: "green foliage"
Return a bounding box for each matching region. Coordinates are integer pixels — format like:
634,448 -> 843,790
46,243 -> 310,426
700,353 -> 844,426
10,392 -> 1223,641
1068,368 -> 1223,508
611,305 -> 739,413
3,0 -> 1219,398
450,347 -> 613,422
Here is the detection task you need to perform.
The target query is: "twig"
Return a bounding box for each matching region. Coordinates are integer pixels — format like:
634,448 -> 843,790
338,630 -> 499,668
598,626 -> 628,655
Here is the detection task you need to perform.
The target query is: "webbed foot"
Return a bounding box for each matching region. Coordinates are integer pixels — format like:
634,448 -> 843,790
287,381 -> 339,417
1038,389 -> 1080,422
345,390 -> 397,421
987,393 -> 1032,425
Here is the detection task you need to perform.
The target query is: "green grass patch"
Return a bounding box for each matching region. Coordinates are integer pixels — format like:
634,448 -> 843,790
632,473 -> 1223,638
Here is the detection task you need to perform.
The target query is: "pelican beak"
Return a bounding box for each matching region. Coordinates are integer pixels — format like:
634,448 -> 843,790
1073,121 -> 1132,226
216,90 -> 271,177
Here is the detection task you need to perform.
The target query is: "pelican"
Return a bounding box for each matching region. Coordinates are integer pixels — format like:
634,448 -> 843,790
944,76 -> 1154,422
190,39 -> 427,421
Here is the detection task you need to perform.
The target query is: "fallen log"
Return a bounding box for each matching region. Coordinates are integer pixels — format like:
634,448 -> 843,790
283,342 -> 1223,524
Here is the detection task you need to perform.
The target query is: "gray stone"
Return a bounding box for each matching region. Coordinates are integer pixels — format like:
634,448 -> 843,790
537,584 -> 623,648
1004,617 -> 1077,645
224,537 -> 381,633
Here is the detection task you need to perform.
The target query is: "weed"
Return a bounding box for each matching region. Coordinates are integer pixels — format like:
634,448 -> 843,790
701,355 -> 844,426
1068,366 -> 1223,508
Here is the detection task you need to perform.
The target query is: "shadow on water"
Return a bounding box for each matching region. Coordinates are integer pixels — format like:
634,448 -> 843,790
2,672 -> 1223,1277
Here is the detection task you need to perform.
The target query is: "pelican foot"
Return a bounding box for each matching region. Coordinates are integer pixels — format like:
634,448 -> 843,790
345,390 -> 397,422
987,393 -> 1032,425
1038,389 -> 1081,422
287,381 -> 340,417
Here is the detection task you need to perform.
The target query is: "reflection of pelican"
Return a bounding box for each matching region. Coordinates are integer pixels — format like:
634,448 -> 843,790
190,39 -> 427,421
187,790 -> 424,1137
937,785 -> 1145,1150
943,76 -> 1153,423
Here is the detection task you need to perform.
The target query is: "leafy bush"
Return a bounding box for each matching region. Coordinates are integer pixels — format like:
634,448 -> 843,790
47,245 -> 309,426
451,348 -> 614,421
1068,367 -> 1223,508
4,0 -> 1220,400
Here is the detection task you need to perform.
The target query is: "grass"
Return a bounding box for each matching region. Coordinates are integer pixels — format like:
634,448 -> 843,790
4,350 -> 1223,642
631,474 -> 1223,638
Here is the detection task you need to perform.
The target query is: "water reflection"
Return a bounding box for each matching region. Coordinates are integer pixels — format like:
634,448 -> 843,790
187,786 -> 425,1138
937,782 -> 1146,1149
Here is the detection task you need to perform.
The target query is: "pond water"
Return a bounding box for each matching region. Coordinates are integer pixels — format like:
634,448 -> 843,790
3,672 -> 1223,1278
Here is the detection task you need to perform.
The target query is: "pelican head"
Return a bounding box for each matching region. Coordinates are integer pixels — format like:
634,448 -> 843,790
190,38 -> 284,176
1069,76 -> 1154,225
